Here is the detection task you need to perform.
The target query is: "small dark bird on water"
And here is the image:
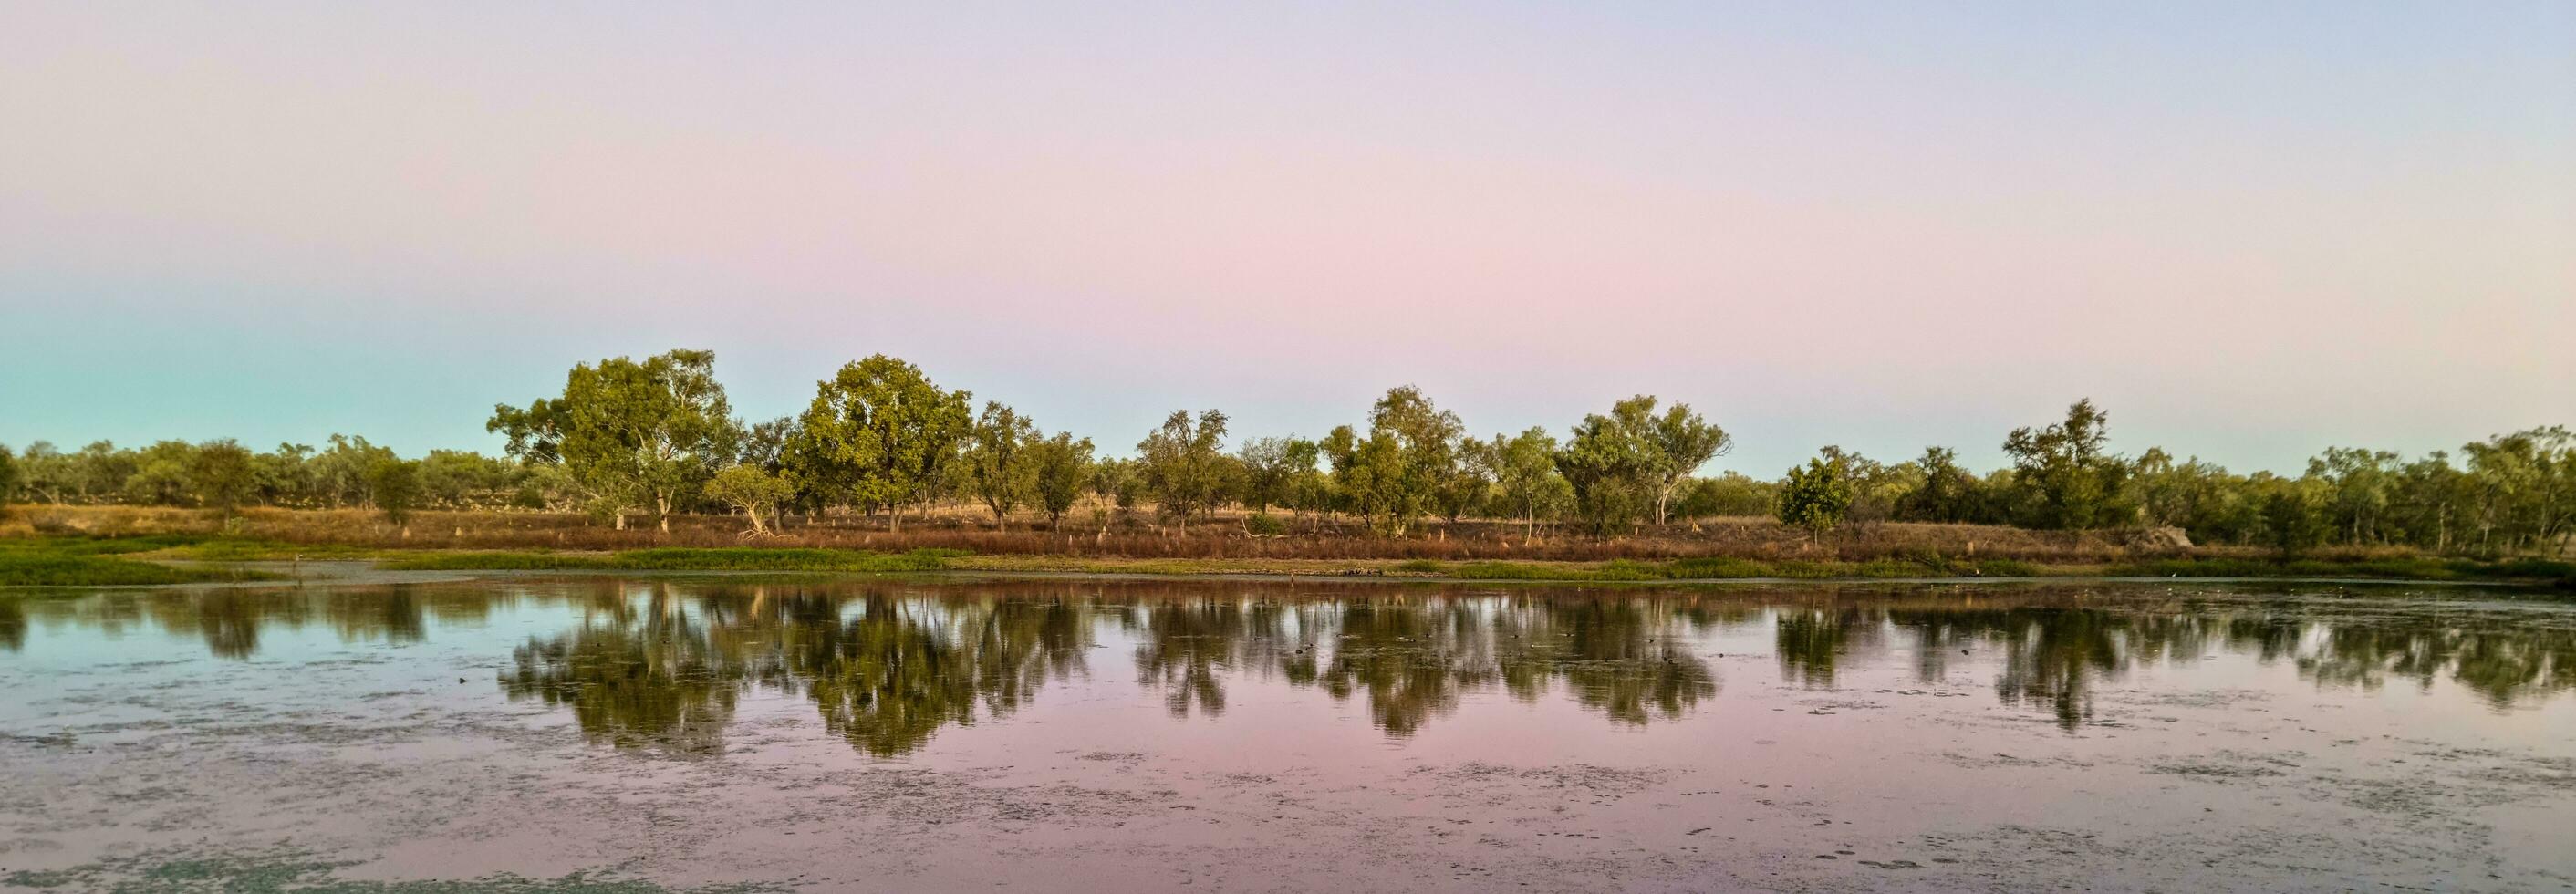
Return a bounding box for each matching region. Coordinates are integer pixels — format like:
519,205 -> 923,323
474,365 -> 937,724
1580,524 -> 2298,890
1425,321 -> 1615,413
458,678 -> 466,684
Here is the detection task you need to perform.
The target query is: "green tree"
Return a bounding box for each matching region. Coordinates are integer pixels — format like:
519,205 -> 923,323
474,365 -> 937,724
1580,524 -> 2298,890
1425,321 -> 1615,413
16,442 -> 75,504
963,401 -> 1037,526
0,443 -> 18,507
2003,399 -> 2134,530
492,349 -> 741,532
1614,395 -> 1731,526
189,440 -> 259,516
783,355 -> 971,531
367,458 -> 424,526
1473,427 -> 1572,544
1777,453 -> 1856,543
1554,411 -> 1649,538
1235,437 -> 1301,516
1894,446 -> 1983,524
1363,386 -> 1465,535
707,463 -> 794,535
1026,432 -> 1096,530
1137,410 -> 1231,534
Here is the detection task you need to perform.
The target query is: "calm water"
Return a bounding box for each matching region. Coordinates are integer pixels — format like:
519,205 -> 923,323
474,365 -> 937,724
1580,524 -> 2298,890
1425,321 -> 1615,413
2,575 -> 2571,892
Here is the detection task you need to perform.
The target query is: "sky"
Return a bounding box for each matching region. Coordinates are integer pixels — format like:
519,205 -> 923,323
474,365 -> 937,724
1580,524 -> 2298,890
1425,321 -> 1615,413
2,1 -> 2571,474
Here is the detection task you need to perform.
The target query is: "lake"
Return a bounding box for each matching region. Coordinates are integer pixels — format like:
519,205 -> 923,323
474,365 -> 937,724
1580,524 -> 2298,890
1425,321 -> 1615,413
2,575 -> 2571,892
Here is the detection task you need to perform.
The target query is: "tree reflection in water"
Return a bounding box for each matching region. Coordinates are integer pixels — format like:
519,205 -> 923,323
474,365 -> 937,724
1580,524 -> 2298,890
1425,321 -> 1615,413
6,580 -> 2569,750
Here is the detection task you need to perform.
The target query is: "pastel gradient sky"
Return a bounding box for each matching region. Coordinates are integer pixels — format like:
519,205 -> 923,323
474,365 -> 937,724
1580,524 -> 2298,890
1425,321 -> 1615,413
3,1 -> 2571,473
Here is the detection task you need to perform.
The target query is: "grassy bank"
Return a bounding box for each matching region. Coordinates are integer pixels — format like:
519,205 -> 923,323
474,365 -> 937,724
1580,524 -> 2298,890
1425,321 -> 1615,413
0,536 -> 275,587
4,528 -> 2569,588
380,546 -> 963,573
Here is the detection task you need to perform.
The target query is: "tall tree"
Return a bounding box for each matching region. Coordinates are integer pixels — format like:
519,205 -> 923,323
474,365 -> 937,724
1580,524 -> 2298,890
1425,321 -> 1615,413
964,401 -> 1037,526
1026,432 -> 1096,530
368,458 -> 424,526
1554,411 -> 1649,538
1614,395 -> 1731,526
2002,399 -> 2133,530
491,349 -> 741,532
783,354 -> 971,531
1475,427 -> 1572,544
189,440 -> 259,517
1136,410 -> 1230,534
1235,437 -> 1301,516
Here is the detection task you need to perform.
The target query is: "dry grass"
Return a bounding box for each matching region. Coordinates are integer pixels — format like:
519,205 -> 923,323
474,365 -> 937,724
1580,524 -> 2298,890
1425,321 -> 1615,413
10,502 -> 2208,564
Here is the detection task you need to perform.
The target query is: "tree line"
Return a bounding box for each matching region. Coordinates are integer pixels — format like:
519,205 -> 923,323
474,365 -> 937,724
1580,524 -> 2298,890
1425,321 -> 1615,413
3,350 -> 2569,556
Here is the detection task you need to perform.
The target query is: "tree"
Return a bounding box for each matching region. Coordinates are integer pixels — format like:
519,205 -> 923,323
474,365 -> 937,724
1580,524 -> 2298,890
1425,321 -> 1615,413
964,401 -> 1037,526
1473,428 -> 1572,544
491,349 -> 740,532
1362,386 -> 1465,535
0,443 -> 18,505
188,440 -> 259,516
1554,411 -> 1649,538
1235,437 -> 1301,516
1614,395 -> 1731,526
17,442 -> 75,504
1026,432 -> 1096,530
783,355 -> 971,531
2003,399 -> 2133,530
368,458 -> 423,526
707,463 -> 794,535
1777,453 -> 1856,543
1137,410 -> 1230,534
1894,446 -> 1983,524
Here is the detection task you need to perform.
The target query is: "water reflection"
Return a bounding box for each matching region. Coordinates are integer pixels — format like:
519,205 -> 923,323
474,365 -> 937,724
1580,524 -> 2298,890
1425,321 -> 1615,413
5,580 -> 2571,751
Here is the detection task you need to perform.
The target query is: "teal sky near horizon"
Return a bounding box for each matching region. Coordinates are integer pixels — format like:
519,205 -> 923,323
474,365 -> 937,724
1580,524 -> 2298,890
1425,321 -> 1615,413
3,2 -> 2571,474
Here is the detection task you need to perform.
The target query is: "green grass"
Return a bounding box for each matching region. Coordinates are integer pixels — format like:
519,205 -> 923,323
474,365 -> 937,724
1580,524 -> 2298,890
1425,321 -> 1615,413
1401,555 -> 2041,582
2106,556 -> 2576,587
0,537 -> 268,587
379,546 -> 965,573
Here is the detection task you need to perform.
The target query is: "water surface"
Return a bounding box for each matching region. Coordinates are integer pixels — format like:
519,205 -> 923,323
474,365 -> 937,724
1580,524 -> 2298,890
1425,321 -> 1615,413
3,577 -> 2571,891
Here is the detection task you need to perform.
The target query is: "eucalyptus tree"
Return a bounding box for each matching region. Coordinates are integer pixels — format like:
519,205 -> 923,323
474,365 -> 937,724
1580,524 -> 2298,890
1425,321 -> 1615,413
1894,446 -> 1982,524
310,434 -> 396,509
16,442 -> 73,504
368,458 -> 424,526
2309,447 -> 2400,545
491,349 -> 741,531
1611,395 -> 1731,526
708,463 -> 795,535
1027,431 -> 1096,530
1235,436 -> 1300,516
1137,410 -> 1231,534
188,440 -> 259,516
2002,399 -> 2133,530
1366,386 -> 1465,535
964,401 -> 1037,526
783,354 -> 971,531
1776,452 -> 1855,543
0,443 -> 18,505
1280,438 -> 1334,529
1554,411 -> 1649,538
1473,427 -> 1571,543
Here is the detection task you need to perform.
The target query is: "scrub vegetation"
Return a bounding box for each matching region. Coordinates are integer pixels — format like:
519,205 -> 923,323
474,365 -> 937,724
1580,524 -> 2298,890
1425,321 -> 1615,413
5,350 -> 2570,587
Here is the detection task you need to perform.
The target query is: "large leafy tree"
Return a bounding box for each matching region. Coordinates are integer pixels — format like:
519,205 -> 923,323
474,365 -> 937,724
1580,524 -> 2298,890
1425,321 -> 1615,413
2002,399 -> 2133,530
784,354 -> 972,531
189,440 -> 259,517
1473,427 -> 1572,544
1554,411 -> 1650,538
491,349 -> 742,532
1235,437 -> 1301,516
964,401 -> 1038,526
1027,431 -> 1096,530
1137,410 -> 1230,534
1613,395 -> 1731,526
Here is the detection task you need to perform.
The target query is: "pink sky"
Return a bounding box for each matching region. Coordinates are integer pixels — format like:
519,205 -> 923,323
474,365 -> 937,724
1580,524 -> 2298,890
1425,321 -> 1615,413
3,2 -> 2571,473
